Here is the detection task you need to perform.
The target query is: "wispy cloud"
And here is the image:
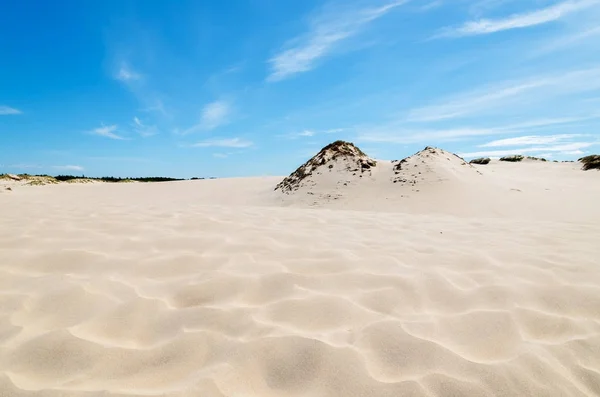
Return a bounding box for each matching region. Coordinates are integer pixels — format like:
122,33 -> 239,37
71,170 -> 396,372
437,0 -> 599,38
459,142 -> 596,158
89,124 -> 127,140
116,63 -> 141,82
268,1 -> 406,81
480,134 -> 585,147
280,128 -> 345,139
183,100 -> 232,134
461,133 -> 599,158
533,25 -> 600,55
201,100 -> 230,129
86,156 -> 153,163
281,129 -> 317,139
141,99 -> 168,116
133,117 -> 159,137
406,67 -> 600,122
113,61 -> 170,118
468,0 -> 527,16
417,0 -> 443,12
408,81 -> 545,122
4,163 -> 41,170
0,105 -> 22,115
190,138 -> 253,148
356,116 -> 597,144
53,165 -> 84,172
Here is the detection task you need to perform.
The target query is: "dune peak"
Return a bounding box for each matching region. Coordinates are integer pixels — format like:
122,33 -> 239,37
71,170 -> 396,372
275,141 -> 377,193
391,146 -> 480,184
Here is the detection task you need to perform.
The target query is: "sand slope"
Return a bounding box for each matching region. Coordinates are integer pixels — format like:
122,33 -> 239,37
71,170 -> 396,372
1,146 -> 600,396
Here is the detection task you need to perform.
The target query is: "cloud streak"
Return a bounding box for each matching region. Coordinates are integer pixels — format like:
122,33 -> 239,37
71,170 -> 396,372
201,100 -> 230,130
437,0 -> 599,37
89,125 -> 126,140
459,142 -> 596,158
280,128 -> 345,139
356,116 -> 597,144
406,67 -> 600,122
116,63 -> 141,82
53,165 -> 84,172
0,105 -> 22,115
480,134 -> 585,147
183,100 -> 232,134
268,1 -> 406,81
133,117 -> 159,137
190,138 -> 253,148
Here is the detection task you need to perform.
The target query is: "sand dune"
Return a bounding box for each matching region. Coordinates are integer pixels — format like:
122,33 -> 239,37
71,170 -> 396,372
1,144 -> 600,396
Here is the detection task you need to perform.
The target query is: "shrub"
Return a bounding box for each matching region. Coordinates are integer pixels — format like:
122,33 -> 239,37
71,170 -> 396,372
469,157 -> 491,165
500,155 -> 524,162
579,155 -> 600,170
526,156 -> 547,162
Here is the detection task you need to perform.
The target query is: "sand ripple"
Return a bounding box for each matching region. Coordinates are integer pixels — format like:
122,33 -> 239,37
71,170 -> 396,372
1,190 -> 600,396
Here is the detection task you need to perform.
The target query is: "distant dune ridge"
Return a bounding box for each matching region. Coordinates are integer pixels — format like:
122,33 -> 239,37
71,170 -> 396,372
1,141 -> 600,396
275,143 -> 487,207
276,143 -> 482,197
274,142 -> 532,214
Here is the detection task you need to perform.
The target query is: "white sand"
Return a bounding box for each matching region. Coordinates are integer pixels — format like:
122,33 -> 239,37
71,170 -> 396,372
1,156 -> 599,396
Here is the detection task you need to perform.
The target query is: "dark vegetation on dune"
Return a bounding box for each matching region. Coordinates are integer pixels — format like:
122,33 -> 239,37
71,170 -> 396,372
320,140 -> 368,158
499,155 -> 547,162
500,155 -> 525,162
275,140 -> 374,193
469,157 -> 491,165
526,156 -> 547,162
2,173 -> 212,182
54,175 -> 186,182
579,155 -> 600,170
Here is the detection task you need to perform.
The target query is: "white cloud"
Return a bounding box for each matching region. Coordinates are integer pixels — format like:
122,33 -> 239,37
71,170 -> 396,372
356,117 -> 595,144
406,67 -> 600,122
142,99 -> 168,116
5,163 -> 41,170
268,1 -> 406,81
0,106 -> 22,115
281,128 -> 345,139
459,142 -> 596,158
417,0 -> 443,12
90,125 -> 126,140
53,165 -> 84,172
533,25 -> 600,55
191,138 -> 253,148
213,153 -> 229,158
408,81 -> 546,122
132,116 -> 159,137
183,100 -> 231,134
358,127 -> 495,144
201,101 -> 230,129
468,0 -> 521,16
480,134 -> 584,147
298,130 -> 316,137
116,63 -> 141,82
438,0 -> 599,37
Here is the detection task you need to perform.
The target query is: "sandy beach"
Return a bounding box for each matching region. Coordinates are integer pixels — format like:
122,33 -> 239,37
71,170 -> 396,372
1,145 -> 600,396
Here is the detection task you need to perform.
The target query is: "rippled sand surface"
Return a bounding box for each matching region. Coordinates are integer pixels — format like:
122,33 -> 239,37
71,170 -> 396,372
1,174 -> 600,396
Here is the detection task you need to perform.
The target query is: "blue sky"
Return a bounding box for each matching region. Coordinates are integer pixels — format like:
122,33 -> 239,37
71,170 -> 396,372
1,0 -> 599,178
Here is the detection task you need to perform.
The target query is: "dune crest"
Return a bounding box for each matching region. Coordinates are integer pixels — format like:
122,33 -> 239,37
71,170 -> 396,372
275,140 -> 377,194
390,146 -> 481,186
